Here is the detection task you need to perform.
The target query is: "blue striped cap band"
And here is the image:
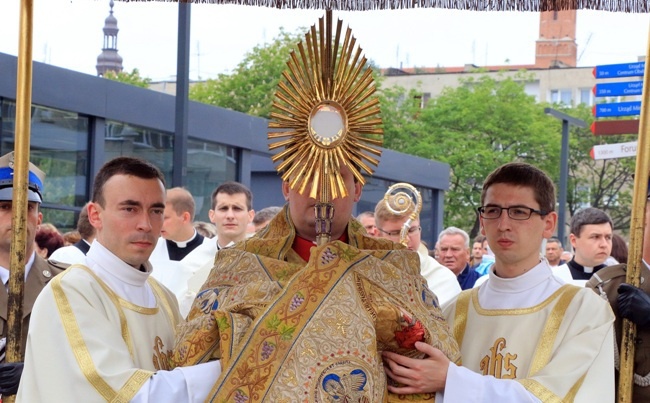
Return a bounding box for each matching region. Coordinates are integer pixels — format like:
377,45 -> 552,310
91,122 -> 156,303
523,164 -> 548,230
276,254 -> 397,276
0,166 -> 43,202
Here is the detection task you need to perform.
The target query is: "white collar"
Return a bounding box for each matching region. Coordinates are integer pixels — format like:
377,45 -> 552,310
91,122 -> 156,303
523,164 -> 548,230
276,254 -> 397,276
86,241 -> 152,287
486,259 -> 551,294
172,229 -> 197,248
0,252 -> 36,285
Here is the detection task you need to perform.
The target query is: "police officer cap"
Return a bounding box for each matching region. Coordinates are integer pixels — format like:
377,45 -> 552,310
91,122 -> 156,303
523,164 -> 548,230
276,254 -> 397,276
0,152 -> 46,203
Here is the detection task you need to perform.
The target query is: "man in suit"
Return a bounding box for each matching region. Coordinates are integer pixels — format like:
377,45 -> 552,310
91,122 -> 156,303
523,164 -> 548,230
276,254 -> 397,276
0,152 -> 66,396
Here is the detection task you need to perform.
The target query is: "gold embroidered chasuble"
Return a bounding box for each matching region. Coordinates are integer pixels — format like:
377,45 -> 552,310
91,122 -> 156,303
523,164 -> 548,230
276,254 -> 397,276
446,285 -> 615,402
173,206 -> 460,402
17,265 -> 181,402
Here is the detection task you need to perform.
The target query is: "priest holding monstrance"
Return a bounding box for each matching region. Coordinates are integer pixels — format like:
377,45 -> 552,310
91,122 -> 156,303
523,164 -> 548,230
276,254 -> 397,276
172,11 -> 460,402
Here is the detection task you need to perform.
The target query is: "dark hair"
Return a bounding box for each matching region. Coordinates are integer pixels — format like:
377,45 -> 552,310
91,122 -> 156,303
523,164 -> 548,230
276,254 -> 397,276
610,233 -> 628,264
547,236 -> 563,248
481,162 -> 555,214
77,203 -> 95,240
211,181 -> 252,210
35,223 -> 65,258
473,235 -> 486,244
92,157 -> 165,207
569,207 -> 612,237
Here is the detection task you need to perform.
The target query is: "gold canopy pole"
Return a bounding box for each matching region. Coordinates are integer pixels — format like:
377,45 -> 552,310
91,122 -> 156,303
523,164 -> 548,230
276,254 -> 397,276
6,0 -> 34,391
619,23 -> 650,403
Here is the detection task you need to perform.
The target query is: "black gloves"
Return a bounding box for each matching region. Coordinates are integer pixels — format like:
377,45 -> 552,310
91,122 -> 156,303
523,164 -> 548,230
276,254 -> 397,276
0,362 -> 23,396
618,283 -> 650,328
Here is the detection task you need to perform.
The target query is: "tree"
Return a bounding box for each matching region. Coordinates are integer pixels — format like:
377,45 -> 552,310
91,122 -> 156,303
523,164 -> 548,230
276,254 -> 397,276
562,105 -> 635,234
103,68 -> 151,88
379,73 -> 560,238
190,28 -> 306,118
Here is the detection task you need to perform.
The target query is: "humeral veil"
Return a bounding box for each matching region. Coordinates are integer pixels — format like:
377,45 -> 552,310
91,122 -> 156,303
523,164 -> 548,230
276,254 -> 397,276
173,206 -> 461,402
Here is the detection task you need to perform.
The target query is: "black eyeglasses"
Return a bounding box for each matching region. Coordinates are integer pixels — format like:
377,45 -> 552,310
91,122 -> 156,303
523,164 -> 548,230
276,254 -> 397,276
477,206 -> 549,221
377,226 -> 421,238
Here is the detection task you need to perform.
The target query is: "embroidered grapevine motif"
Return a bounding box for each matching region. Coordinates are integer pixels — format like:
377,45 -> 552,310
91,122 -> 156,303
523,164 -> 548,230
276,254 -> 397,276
289,292 -> 306,311
321,247 -> 337,265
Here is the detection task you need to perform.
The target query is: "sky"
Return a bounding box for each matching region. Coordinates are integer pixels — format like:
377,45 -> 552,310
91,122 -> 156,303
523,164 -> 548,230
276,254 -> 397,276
1,1 -> 649,82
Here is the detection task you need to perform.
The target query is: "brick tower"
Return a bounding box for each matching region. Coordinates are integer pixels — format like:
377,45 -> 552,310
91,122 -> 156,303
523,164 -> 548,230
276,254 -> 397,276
535,10 -> 577,68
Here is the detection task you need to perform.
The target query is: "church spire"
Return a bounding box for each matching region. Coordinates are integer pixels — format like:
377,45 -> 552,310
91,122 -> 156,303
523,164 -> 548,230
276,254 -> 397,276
96,0 -> 124,77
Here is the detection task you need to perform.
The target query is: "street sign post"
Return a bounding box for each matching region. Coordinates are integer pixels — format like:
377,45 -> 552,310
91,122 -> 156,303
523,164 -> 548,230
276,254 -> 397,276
593,62 -> 645,79
593,101 -> 642,118
593,81 -> 643,97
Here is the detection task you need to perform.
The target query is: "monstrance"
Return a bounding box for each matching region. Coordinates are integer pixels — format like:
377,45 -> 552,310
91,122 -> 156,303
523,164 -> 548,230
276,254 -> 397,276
268,10 -> 383,246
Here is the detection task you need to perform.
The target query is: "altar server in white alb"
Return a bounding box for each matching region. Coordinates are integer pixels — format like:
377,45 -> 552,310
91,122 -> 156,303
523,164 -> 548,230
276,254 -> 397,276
17,157 -> 221,402
383,162 -> 615,402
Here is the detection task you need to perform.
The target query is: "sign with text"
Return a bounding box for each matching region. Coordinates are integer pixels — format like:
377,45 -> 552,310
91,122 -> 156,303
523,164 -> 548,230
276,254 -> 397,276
593,62 -> 645,79
593,101 -> 642,118
593,81 -> 643,97
590,141 -> 637,160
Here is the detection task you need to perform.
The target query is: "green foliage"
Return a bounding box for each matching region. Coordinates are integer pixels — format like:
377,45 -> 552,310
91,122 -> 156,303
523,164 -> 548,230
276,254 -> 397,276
189,28 -> 306,118
103,68 -> 151,88
379,73 -> 635,236
379,73 -> 560,238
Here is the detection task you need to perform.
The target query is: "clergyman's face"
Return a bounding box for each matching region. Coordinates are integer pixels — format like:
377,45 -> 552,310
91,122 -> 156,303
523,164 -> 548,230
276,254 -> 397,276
208,192 -> 254,245
570,223 -> 612,267
89,174 -> 165,268
283,164 -> 362,242
376,217 -> 422,252
161,203 -> 186,242
480,183 -> 556,277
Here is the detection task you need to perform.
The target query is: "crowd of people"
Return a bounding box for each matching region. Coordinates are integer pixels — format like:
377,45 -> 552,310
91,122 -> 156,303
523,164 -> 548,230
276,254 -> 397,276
0,149 -> 647,401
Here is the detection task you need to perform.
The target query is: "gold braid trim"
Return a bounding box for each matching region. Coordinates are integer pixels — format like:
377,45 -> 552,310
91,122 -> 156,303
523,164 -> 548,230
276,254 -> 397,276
528,285 -> 580,376
52,269 -> 152,401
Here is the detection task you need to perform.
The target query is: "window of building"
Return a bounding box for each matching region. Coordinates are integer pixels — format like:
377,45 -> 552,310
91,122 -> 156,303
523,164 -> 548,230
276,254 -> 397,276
0,100 -> 89,231
186,139 -> 238,220
579,88 -> 593,106
105,121 -> 174,181
550,89 -> 573,105
413,92 -> 432,109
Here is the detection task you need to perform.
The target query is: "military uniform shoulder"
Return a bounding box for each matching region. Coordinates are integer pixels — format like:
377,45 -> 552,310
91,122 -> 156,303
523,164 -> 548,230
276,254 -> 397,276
586,264 -> 626,288
45,259 -> 70,274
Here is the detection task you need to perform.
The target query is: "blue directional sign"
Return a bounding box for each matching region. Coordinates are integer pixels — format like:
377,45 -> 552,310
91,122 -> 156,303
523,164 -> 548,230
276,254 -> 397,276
593,101 -> 642,118
593,81 -> 643,97
593,62 -> 645,79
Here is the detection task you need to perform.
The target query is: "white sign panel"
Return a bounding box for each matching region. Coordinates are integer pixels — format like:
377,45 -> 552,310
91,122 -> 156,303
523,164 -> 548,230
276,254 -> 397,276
590,141 -> 637,160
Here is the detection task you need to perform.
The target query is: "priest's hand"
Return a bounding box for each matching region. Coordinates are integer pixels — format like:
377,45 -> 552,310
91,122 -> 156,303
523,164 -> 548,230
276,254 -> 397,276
618,283 -> 650,328
0,361 -> 24,396
382,341 -> 448,394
